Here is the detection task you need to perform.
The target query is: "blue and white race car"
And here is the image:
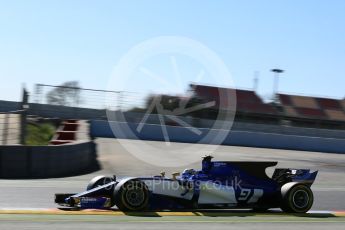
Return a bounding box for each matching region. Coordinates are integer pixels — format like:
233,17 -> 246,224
55,156 -> 318,213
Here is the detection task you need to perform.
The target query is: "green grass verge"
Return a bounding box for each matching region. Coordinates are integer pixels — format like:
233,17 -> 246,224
25,123 -> 56,146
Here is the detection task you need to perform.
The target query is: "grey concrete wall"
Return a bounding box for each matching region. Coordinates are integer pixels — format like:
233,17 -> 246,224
233,122 -> 345,139
90,120 -> 345,154
0,141 -> 97,179
114,112 -> 345,139
1,100 -> 345,139
0,100 -> 20,112
0,113 -> 20,145
28,103 -> 106,120
0,101 -> 106,119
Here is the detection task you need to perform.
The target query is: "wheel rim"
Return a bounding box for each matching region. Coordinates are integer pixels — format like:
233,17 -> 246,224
292,189 -> 309,209
125,185 -> 145,207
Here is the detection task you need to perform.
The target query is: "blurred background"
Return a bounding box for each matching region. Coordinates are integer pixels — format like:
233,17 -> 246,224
0,0 -> 345,177
1,2 -> 345,226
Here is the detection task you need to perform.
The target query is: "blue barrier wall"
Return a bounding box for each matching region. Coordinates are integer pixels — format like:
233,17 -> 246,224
90,120 -> 345,154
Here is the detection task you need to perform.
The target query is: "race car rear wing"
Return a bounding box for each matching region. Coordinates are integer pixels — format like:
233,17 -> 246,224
272,168 -> 318,186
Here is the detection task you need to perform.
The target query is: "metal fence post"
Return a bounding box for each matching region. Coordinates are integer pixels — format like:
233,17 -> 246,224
117,91 -> 123,111
20,88 -> 29,145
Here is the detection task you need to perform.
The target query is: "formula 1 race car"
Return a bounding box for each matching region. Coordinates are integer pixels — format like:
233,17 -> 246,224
55,156 -> 318,213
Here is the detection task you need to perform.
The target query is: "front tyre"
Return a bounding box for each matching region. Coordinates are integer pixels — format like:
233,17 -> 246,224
114,180 -> 149,211
87,175 -> 114,191
281,184 -> 314,213
87,175 -> 115,207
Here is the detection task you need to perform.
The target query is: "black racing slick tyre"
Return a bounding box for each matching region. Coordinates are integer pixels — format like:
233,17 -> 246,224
281,184 -> 314,213
114,180 -> 149,211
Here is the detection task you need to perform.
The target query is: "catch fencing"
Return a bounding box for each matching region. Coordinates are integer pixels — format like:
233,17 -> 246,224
33,84 -> 146,111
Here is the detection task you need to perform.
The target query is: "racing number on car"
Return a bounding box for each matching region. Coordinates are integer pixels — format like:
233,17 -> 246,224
238,188 -> 251,201
238,189 -> 263,203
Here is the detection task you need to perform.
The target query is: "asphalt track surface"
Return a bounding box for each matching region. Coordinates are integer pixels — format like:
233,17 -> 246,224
1,138 -> 345,229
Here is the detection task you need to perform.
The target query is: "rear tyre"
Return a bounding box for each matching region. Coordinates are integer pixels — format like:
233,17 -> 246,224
280,184 -> 313,213
114,180 -> 149,211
